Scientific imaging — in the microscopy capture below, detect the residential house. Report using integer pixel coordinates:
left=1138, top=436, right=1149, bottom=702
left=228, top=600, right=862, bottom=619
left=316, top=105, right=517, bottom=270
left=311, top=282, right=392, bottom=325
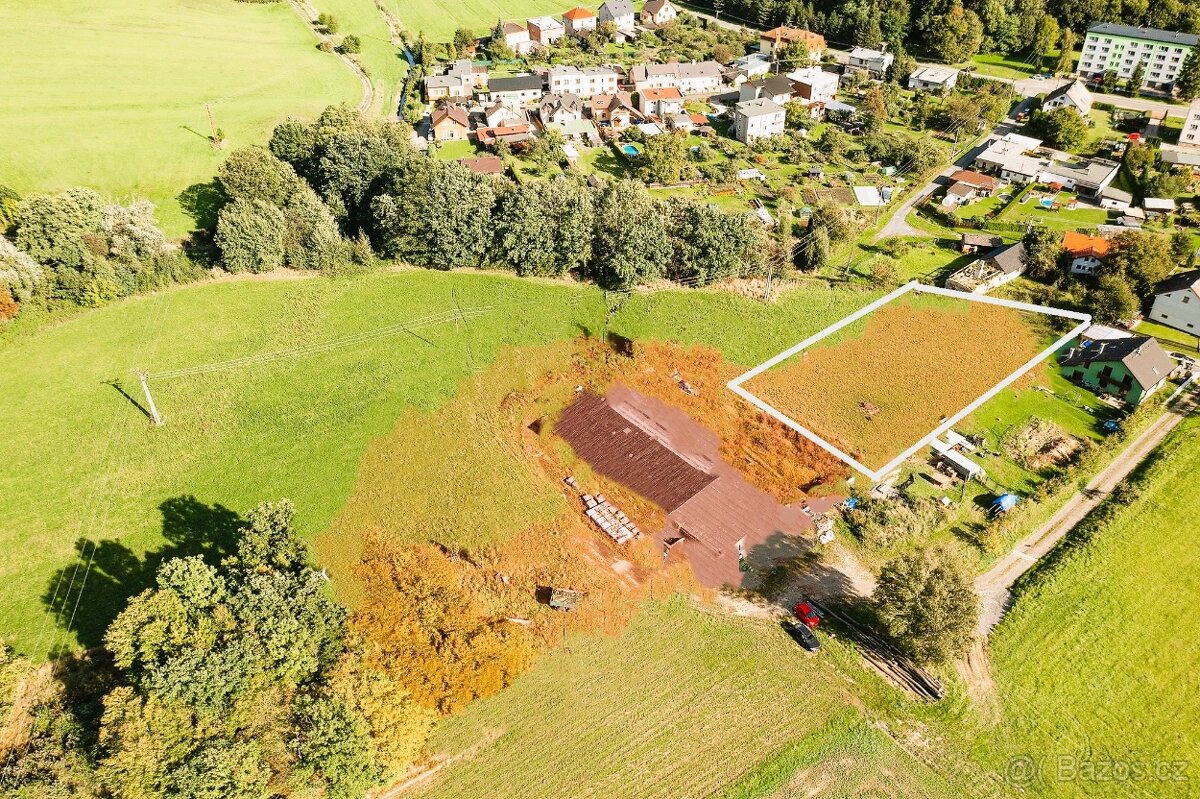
left=457, top=155, right=506, bottom=176
left=790, top=67, right=837, bottom=103
left=733, top=98, right=785, bottom=143
left=599, top=0, right=636, bottom=31
left=1143, top=197, right=1176, bottom=217
left=638, top=86, right=684, bottom=117
left=945, top=242, right=1027, bottom=293
left=484, top=101, right=524, bottom=128
left=475, top=123, right=535, bottom=148
left=1063, top=231, right=1111, bottom=275
left=539, top=92, right=583, bottom=125
left=960, top=233, right=1003, bottom=254
left=591, top=92, right=641, bottom=128
left=1148, top=268, right=1200, bottom=334
left=907, top=65, right=958, bottom=92
left=847, top=47, right=894, bottom=77
left=562, top=6, right=598, bottom=37
left=738, top=75, right=794, bottom=105
left=1060, top=336, right=1174, bottom=404
left=1040, top=158, right=1120, bottom=198
left=527, top=16, right=565, bottom=46
left=501, top=22, right=533, bottom=55
left=488, top=74, right=544, bottom=105
left=948, top=169, right=1000, bottom=196
left=729, top=53, right=773, bottom=83
left=424, top=59, right=486, bottom=102
left=1180, top=99, right=1200, bottom=149
left=758, top=26, right=825, bottom=60
left=629, top=63, right=682, bottom=93
left=677, top=61, right=724, bottom=94
left=1042, top=80, right=1095, bottom=115
left=1076, top=23, right=1199, bottom=92
left=542, top=116, right=601, bottom=143
left=430, top=106, right=470, bottom=142
left=1100, top=186, right=1134, bottom=211
left=974, top=133, right=1044, bottom=184
left=424, top=74, right=462, bottom=103
left=630, top=61, right=723, bottom=94
left=666, top=112, right=693, bottom=132
left=548, top=65, right=619, bottom=97
left=640, top=0, right=678, bottom=28
left=941, top=182, right=978, bottom=208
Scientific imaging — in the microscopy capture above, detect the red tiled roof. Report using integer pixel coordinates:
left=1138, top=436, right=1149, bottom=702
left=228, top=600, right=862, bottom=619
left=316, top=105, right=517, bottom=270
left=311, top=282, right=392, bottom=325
left=563, top=6, right=596, bottom=20
left=642, top=86, right=683, bottom=100
left=1063, top=231, right=1111, bottom=259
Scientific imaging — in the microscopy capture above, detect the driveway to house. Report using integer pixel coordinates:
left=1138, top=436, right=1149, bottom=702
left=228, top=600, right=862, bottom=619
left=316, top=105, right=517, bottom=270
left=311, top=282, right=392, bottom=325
left=975, top=380, right=1199, bottom=636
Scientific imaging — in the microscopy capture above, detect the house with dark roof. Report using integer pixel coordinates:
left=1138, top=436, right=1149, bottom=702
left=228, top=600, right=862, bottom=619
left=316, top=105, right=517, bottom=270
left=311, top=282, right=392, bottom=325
left=1148, top=269, right=1200, bottom=335
left=598, top=0, right=635, bottom=31
left=488, top=74, right=544, bottom=105
left=960, top=232, right=1002, bottom=254
left=1060, top=336, right=1174, bottom=404
left=737, top=75, right=794, bottom=105
left=456, top=155, right=506, bottom=176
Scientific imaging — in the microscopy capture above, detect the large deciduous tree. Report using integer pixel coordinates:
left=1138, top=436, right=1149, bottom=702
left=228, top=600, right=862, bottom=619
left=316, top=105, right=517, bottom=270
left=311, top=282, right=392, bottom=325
left=588, top=180, right=670, bottom=288
left=214, top=198, right=286, bottom=274
left=874, top=546, right=978, bottom=664
left=492, top=178, right=594, bottom=277
left=666, top=198, right=766, bottom=285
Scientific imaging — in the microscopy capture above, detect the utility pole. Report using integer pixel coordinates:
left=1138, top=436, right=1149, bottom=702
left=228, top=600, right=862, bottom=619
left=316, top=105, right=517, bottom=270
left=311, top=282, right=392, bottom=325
left=205, top=103, right=222, bottom=149
left=136, top=369, right=163, bottom=426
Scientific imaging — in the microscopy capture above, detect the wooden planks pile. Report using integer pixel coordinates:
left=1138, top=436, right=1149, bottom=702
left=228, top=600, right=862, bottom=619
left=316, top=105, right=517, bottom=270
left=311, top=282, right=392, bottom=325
left=582, top=492, right=642, bottom=544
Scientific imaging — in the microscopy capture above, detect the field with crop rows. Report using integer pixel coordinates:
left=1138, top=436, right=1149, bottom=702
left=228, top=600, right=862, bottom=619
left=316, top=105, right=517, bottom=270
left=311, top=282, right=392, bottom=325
left=742, top=294, right=1047, bottom=470
left=416, top=598, right=960, bottom=799
left=965, top=416, right=1200, bottom=799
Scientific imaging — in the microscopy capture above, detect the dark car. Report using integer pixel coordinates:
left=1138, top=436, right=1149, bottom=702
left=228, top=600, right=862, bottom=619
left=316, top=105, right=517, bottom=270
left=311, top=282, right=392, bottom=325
left=782, top=618, right=821, bottom=652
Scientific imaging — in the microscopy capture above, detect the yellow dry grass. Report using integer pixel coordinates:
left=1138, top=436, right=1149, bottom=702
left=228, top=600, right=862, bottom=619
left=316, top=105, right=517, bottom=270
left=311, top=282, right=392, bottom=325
left=744, top=295, right=1044, bottom=471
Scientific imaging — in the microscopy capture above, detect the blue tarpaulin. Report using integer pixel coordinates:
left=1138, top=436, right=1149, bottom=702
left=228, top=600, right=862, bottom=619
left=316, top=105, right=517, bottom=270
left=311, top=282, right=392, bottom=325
left=991, top=493, right=1019, bottom=512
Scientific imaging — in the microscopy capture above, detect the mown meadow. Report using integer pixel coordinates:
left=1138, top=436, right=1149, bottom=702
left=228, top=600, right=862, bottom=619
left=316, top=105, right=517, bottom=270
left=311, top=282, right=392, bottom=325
left=0, top=0, right=360, bottom=237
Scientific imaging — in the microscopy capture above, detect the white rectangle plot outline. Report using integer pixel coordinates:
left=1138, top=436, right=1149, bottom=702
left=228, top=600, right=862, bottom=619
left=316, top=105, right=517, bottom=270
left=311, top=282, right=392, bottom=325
left=727, top=281, right=1091, bottom=482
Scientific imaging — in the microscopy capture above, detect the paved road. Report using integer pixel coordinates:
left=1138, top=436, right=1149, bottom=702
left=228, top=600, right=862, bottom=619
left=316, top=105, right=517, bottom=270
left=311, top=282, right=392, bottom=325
left=975, top=380, right=1199, bottom=636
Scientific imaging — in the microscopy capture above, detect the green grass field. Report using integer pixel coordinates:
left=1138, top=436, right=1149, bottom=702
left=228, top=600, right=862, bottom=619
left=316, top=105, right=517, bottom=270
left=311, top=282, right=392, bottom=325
left=312, top=0, right=408, bottom=112
left=965, top=416, right=1200, bottom=798
left=416, top=598, right=959, bottom=799
left=0, top=271, right=890, bottom=657
left=0, top=0, right=362, bottom=239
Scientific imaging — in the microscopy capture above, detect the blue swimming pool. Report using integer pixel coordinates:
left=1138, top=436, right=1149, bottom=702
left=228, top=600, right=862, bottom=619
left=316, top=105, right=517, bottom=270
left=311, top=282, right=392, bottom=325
left=621, top=143, right=641, bottom=157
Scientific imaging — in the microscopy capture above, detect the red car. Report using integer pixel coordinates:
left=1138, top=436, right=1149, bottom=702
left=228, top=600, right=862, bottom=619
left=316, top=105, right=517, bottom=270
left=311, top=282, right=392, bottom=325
left=793, top=601, right=820, bottom=629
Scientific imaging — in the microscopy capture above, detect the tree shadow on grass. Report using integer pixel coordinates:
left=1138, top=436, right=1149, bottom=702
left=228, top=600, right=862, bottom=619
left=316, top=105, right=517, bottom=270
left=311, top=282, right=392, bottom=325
left=177, top=179, right=227, bottom=231
left=42, top=496, right=243, bottom=651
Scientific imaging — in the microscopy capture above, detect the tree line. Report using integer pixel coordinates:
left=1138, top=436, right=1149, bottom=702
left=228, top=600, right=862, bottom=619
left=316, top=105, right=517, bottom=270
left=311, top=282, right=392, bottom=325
left=698, top=0, right=1198, bottom=77
left=211, top=105, right=770, bottom=288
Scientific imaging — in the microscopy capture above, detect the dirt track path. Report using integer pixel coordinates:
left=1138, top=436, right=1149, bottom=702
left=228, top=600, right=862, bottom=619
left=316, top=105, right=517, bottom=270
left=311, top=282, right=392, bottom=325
left=975, top=381, right=1198, bottom=636
left=287, top=0, right=375, bottom=113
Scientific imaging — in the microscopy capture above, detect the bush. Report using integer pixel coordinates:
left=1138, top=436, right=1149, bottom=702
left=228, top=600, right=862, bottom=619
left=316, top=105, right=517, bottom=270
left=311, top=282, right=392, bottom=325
left=0, top=285, right=18, bottom=320
left=845, top=495, right=944, bottom=548
left=874, top=545, right=977, bottom=664
left=215, top=198, right=287, bottom=273
left=339, top=35, right=361, bottom=54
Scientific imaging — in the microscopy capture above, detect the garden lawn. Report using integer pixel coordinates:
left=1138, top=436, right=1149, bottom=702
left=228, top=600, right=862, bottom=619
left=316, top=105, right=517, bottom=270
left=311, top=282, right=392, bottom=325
left=969, top=51, right=1050, bottom=80
left=969, top=416, right=1200, bottom=799
left=0, top=0, right=361, bottom=238
left=1135, top=319, right=1200, bottom=354
left=415, top=598, right=959, bottom=799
